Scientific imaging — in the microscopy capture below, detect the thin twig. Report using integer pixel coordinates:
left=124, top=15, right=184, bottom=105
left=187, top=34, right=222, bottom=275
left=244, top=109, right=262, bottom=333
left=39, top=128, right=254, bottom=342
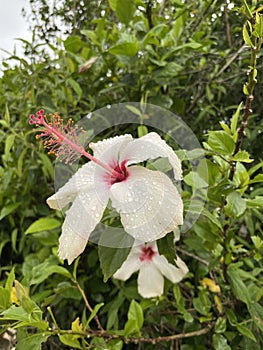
left=176, top=247, right=209, bottom=266
left=214, top=44, right=247, bottom=79
left=224, top=0, right=232, bottom=48
left=74, top=280, right=104, bottom=331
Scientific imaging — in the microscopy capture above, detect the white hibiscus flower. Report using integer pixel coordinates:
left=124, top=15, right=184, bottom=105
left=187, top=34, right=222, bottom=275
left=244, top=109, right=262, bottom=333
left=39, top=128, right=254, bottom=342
left=46, top=132, right=183, bottom=264
left=114, top=241, right=188, bottom=298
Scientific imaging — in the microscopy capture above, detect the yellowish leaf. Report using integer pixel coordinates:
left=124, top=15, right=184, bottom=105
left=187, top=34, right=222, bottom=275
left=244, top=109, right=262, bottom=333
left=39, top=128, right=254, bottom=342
left=200, top=278, right=221, bottom=293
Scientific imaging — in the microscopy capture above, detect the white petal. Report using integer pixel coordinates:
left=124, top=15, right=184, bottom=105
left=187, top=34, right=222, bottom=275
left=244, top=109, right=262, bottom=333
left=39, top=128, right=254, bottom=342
left=89, top=134, right=133, bottom=166
left=153, top=254, right=188, bottom=284
left=47, top=162, right=97, bottom=210
left=138, top=264, right=164, bottom=298
left=59, top=189, right=108, bottom=264
left=113, top=246, right=142, bottom=280
left=110, top=166, right=183, bottom=242
left=173, top=227, right=180, bottom=243
left=120, top=132, right=182, bottom=180
left=58, top=226, right=88, bottom=265
left=174, top=255, right=189, bottom=275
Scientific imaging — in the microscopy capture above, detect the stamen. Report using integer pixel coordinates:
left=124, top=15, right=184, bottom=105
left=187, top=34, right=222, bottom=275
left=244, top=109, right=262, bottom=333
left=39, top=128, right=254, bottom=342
left=29, top=110, right=125, bottom=180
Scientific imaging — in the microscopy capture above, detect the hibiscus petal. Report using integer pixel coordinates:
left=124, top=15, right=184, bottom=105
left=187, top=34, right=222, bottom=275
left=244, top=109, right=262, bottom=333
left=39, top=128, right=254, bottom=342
left=120, top=132, right=182, bottom=180
left=138, top=264, right=164, bottom=298
left=113, top=246, right=141, bottom=280
left=110, top=166, right=183, bottom=242
left=89, top=134, right=133, bottom=166
left=58, top=189, right=108, bottom=264
left=47, top=162, right=97, bottom=210
left=153, top=254, right=188, bottom=284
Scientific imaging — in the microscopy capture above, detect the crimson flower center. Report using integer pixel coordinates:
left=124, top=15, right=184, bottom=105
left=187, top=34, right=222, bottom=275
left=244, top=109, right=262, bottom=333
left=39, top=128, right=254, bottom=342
left=110, top=161, right=129, bottom=184
left=139, top=246, right=156, bottom=262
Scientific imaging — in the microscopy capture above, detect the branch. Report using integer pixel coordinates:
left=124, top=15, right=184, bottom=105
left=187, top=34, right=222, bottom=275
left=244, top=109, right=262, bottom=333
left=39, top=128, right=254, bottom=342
left=146, top=1, right=154, bottom=29
left=176, top=247, right=209, bottom=266
left=85, top=324, right=213, bottom=344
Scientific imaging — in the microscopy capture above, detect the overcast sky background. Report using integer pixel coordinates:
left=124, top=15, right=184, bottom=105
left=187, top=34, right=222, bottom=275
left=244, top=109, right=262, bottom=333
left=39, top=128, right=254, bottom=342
left=0, top=0, right=31, bottom=61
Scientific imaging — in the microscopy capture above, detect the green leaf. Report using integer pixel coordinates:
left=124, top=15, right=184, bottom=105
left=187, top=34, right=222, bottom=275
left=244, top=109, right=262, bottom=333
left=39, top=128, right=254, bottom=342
left=212, top=334, right=231, bottom=350
left=227, top=266, right=251, bottom=306
left=242, top=0, right=253, bottom=18
left=25, top=218, right=61, bottom=234
left=214, top=317, right=226, bottom=334
left=243, top=24, right=254, bottom=47
left=249, top=303, right=263, bottom=331
left=106, top=295, right=125, bottom=330
left=126, top=105, right=142, bottom=117
left=4, top=104, right=10, bottom=124
left=128, top=300, right=144, bottom=330
left=193, top=290, right=211, bottom=316
left=106, top=339, right=123, bottom=350
left=115, top=0, right=136, bottom=24
left=233, top=162, right=250, bottom=189
left=0, top=287, right=11, bottom=310
left=231, top=102, right=243, bottom=134
left=230, top=150, right=254, bottom=163
left=64, top=36, right=86, bottom=53
left=4, top=134, right=15, bottom=158
left=67, top=78, right=82, bottom=99
left=124, top=319, right=139, bottom=337
left=5, top=267, right=15, bottom=292
left=109, top=0, right=117, bottom=11
left=59, top=334, right=82, bottom=349
left=236, top=324, right=256, bottom=342
left=246, top=196, right=263, bottom=208
left=184, top=171, right=208, bottom=189
left=225, top=192, right=246, bottom=218
left=14, top=321, right=48, bottom=331
left=207, top=130, right=235, bottom=155
left=98, top=228, right=133, bottom=282
left=0, top=203, right=20, bottom=221
left=157, top=232, right=176, bottom=264
left=249, top=174, right=263, bottom=184
left=154, top=62, right=182, bottom=84
left=109, top=41, right=139, bottom=56
left=137, top=125, right=148, bottom=138
left=226, top=309, right=237, bottom=326
left=16, top=332, right=50, bottom=350
left=1, top=305, right=31, bottom=322
left=200, top=208, right=222, bottom=229
left=30, top=263, right=71, bottom=285
left=86, top=303, right=104, bottom=327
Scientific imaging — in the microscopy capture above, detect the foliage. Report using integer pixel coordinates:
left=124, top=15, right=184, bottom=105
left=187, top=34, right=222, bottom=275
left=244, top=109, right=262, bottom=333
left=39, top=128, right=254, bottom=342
left=0, top=0, right=263, bottom=349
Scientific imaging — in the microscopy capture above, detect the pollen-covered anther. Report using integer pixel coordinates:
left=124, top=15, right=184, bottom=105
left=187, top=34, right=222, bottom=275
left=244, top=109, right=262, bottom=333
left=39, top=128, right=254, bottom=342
left=29, top=109, right=85, bottom=163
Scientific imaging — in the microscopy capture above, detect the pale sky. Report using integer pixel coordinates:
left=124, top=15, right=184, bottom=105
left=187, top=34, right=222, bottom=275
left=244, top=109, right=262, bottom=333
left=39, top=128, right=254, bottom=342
left=0, top=0, right=31, bottom=60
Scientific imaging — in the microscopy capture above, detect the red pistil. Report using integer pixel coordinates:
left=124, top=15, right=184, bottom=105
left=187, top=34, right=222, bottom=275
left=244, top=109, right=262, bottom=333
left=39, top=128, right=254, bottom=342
left=29, top=109, right=126, bottom=180
left=139, top=245, right=156, bottom=262
left=110, top=161, right=129, bottom=185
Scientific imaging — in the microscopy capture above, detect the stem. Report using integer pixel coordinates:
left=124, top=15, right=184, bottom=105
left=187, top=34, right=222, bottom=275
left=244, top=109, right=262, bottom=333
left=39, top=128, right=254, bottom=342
left=74, top=279, right=104, bottom=331
left=229, top=20, right=262, bottom=180
left=47, top=306, right=60, bottom=330
left=42, top=119, right=125, bottom=181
